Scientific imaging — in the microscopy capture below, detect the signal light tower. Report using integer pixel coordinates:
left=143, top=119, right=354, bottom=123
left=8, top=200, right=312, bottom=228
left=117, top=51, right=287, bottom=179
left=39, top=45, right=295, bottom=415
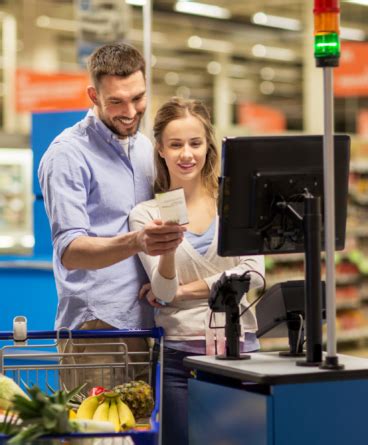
left=313, top=0, right=344, bottom=370
left=314, top=0, right=341, bottom=66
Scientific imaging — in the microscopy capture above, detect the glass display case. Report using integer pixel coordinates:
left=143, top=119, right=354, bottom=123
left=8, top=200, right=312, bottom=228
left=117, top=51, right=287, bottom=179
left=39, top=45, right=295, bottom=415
left=0, top=148, right=34, bottom=254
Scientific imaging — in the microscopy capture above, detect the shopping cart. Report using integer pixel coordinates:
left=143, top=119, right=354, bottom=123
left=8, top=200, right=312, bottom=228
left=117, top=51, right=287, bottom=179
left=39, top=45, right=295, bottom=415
left=0, top=327, right=163, bottom=445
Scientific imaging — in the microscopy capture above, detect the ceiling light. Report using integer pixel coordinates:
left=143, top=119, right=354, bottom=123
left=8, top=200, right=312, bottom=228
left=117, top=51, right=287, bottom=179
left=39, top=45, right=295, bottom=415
left=126, top=0, right=146, bottom=5
left=207, top=61, right=222, bottom=75
left=252, top=44, right=297, bottom=61
left=340, top=26, right=366, bottom=41
left=252, top=44, right=267, bottom=58
left=36, top=15, right=77, bottom=32
left=165, top=72, right=180, bottom=86
left=187, top=35, right=233, bottom=53
left=229, top=64, right=247, bottom=78
left=175, top=1, right=231, bottom=20
left=21, top=235, right=35, bottom=248
left=187, top=35, right=203, bottom=49
left=345, top=0, right=368, bottom=5
left=260, top=81, right=275, bottom=95
left=0, top=236, right=15, bottom=249
left=252, top=12, right=301, bottom=31
left=176, top=85, right=191, bottom=98
left=260, top=67, right=275, bottom=80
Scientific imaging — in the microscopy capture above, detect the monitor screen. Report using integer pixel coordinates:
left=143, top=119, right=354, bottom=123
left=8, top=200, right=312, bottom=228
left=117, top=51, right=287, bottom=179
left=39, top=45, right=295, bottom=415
left=218, top=135, right=350, bottom=256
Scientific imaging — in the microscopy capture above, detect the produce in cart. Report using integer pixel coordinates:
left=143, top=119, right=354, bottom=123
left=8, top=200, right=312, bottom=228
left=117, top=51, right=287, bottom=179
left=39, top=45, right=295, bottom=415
left=113, top=380, right=155, bottom=420
left=0, top=374, right=29, bottom=410
left=76, top=389, right=136, bottom=431
left=0, top=380, right=117, bottom=443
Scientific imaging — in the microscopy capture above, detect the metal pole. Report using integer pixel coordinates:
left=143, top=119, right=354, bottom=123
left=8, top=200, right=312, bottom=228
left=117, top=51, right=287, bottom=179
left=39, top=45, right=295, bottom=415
left=322, top=67, right=340, bottom=363
left=2, top=13, right=17, bottom=134
left=142, top=0, right=152, bottom=137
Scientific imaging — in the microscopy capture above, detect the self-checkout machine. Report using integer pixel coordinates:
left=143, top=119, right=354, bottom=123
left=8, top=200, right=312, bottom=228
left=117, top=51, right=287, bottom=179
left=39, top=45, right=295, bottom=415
left=184, top=2, right=368, bottom=444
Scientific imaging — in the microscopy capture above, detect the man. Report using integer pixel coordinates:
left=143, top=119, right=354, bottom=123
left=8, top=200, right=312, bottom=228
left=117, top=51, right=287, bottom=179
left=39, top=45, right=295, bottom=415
left=38, top=43, right=184, bottom=388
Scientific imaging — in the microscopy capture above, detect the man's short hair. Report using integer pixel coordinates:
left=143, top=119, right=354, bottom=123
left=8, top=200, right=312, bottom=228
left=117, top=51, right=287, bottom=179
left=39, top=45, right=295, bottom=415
left=87, top=43, right=146, bottom=88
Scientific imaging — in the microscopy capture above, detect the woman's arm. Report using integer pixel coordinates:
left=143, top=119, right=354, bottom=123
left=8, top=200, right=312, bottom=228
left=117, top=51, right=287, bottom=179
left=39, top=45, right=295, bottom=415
left=172, top=256, right=265, bottom=303
left=129, top=206, right=183, bottom=302
left=203, top=256, right=265, bottom=293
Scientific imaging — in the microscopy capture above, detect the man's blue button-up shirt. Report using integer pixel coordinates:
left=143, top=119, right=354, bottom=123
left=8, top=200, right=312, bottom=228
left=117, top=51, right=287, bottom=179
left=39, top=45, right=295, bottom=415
left=38, top=109, right=155, bottom=330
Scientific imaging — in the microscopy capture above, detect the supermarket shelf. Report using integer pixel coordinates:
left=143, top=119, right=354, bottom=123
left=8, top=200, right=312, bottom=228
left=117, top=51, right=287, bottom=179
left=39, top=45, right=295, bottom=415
left=336, top=327, right=368, bottom=343
left=350, top=160, right=368, bottom=173
left=268, top=253, right=305, bottom=263
left=336, top=300, right=361, bottom=310
left=347, top=227, right=368, bottom=237
left=350, top=192, right=368, bottom=206
left=260, top=327, right=368, bottom=352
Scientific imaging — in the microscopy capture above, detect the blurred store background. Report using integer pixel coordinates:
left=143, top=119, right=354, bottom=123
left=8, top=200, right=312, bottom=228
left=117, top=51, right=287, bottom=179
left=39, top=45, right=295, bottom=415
left=1, top=0, right=368, bottom=353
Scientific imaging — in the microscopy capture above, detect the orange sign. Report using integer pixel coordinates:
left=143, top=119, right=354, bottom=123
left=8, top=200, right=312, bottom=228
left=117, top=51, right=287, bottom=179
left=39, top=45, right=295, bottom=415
left=334, top=43, right=368, bottom=97
left=16, top=69, right=91, bottom=112
left=237, top=103, right=286, bottom=134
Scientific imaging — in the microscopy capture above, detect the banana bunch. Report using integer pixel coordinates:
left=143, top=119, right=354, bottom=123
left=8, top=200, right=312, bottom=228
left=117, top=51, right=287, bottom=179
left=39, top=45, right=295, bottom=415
left=76, top=392, right=136, bottom=432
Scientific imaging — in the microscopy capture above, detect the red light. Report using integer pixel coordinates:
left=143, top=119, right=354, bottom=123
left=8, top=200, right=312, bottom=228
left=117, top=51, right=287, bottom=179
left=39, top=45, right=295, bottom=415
left=313, top=0, right=340, bottom=14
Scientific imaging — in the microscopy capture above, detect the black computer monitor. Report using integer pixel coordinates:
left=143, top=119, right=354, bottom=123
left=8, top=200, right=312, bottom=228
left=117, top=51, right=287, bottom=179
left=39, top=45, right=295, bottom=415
left=218, top=135, right=350, bottom=256
left=217, top=135, right=350, bottom=362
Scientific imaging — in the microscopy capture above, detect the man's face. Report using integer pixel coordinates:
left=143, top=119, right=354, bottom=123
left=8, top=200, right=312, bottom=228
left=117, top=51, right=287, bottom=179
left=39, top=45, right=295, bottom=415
left=89, top=71, right=147, bottom=138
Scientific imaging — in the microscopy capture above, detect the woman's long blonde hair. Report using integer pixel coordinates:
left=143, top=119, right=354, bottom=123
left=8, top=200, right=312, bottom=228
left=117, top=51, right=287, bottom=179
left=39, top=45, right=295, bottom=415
left=153, top=97, right=219, bottom=198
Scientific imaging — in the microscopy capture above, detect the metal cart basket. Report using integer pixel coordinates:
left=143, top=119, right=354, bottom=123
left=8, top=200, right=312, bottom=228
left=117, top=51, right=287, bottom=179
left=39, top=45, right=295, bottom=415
left=0, top=327, right=163, bottom=445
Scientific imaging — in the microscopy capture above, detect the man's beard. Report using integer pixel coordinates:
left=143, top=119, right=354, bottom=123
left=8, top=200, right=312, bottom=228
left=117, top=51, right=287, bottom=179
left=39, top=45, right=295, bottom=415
left=103, top=113, right=143, bottom=138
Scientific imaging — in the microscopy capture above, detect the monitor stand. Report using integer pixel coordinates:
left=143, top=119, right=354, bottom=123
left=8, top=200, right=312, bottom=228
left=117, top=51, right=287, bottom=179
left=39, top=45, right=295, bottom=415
left=279, top=315, right=305, bottom=357
left=291, top=193, right=323, bottom=366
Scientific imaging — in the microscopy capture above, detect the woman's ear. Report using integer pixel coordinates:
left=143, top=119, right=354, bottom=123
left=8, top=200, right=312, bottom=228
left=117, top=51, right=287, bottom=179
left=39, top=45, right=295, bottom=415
left=157, top=145, right=165, bottom=158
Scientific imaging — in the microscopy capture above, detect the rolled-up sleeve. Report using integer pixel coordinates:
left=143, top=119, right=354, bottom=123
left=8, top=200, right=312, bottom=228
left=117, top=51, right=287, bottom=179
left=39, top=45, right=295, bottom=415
left=38, top=142, right=91, bottom=261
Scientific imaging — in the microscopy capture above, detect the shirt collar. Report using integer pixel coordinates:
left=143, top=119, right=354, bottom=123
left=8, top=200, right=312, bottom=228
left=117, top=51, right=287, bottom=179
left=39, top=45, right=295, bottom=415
left=86, top=108, right=138, bottom=150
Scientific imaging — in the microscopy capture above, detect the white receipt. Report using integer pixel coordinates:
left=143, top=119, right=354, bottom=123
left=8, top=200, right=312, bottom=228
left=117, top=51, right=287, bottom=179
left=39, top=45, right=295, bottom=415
left=155, top=188, right=189, bottom=224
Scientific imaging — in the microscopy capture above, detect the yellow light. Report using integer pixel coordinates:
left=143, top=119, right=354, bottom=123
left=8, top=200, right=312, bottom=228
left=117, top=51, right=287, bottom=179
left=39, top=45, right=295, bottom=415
left=314, top=12, right=339, bottom=34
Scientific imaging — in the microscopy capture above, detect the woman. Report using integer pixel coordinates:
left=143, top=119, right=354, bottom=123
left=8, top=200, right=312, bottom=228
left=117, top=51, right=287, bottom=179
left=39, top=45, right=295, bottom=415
left=129, top=97, right=265, bottom=445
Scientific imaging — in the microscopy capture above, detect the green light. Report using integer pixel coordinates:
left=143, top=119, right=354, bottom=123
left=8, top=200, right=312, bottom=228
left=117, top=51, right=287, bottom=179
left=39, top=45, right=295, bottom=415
left=314, top=32, right=340, bottom=58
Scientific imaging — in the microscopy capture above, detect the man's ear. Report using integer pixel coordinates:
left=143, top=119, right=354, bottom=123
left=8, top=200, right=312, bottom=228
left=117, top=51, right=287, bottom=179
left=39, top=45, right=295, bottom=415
left=87, top=85, right=99, bottom=106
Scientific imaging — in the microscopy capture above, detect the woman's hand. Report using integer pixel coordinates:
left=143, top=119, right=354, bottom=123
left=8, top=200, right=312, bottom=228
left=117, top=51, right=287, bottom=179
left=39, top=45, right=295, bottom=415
left=139, top=283, right=164, bottom=308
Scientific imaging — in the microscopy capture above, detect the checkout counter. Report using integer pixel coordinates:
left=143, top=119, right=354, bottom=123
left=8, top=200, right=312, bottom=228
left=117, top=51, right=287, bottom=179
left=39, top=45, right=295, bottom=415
left=185, top=352, right=368, bottom=445
left=184, top=134, right=368, bottom=445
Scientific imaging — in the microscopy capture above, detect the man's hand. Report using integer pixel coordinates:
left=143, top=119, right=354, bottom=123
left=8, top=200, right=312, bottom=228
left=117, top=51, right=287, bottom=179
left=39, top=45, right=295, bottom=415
left=139, top=283, right=163, bottom=308
left=136, top=220, right=186, bottom=256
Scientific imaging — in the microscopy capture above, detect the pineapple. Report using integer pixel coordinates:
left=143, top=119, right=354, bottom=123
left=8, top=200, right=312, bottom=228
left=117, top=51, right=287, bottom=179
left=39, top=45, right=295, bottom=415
left=3, top=384, right=83, bottom=444
left=113, top=381, right=154, bottom=420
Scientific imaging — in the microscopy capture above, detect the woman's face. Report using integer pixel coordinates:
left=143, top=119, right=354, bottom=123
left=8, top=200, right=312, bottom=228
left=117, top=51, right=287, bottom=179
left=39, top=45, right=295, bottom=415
left=159, top=114, right=207, bottom=189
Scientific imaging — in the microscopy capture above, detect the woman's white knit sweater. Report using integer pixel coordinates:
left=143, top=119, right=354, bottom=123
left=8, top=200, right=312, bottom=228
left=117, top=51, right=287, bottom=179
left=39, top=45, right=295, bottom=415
left=129, top=199, right=265, bottom=341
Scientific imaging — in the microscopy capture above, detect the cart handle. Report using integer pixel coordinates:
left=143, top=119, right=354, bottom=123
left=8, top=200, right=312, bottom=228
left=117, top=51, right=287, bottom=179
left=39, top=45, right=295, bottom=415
left=0, top=327, right=164, bottom=341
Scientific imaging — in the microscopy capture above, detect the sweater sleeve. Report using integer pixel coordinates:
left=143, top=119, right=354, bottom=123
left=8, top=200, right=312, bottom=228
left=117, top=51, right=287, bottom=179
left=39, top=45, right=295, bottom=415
left=203, top=255, right=265, bottom=291
left=129, top=203, right=179, bottom=302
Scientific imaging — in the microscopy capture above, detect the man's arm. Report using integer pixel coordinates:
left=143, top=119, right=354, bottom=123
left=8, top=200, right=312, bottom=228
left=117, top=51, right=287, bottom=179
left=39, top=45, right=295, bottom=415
left=61, top=220, right=185, bottom=270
